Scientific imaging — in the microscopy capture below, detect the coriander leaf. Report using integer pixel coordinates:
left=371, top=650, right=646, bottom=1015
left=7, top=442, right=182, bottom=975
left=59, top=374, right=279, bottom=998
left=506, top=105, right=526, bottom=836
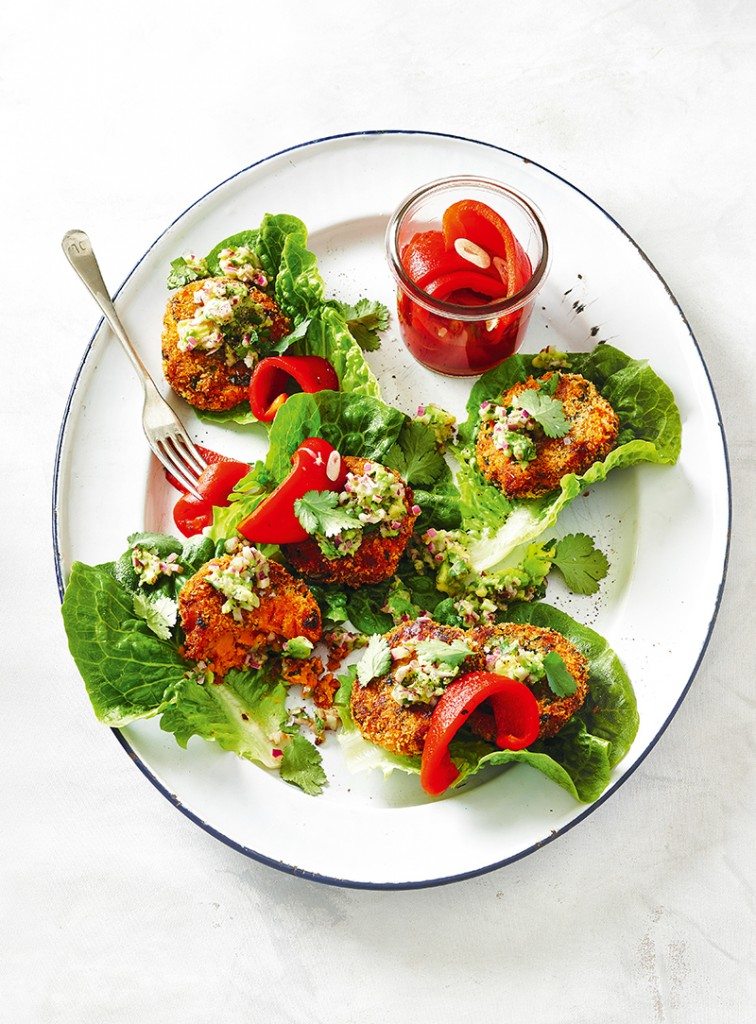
left=543, top=651, right=578, bottom=697
left=328, top=298, right=389, bottom=351
left=166, top=256, right=207, bottom=289
left=279, top=734, right=327, bottom=795
left=552, top=533, right=610, bottom=595
left=357, top=634, right=392, bottom=686
left=294, top=490, right=361, bottom=537
left=516, top=389, right=570, bottom=438
left=132, top=592, right=177, bottom=641
left=385, top=420, right=445, bottom=486
left=282, top=636, right=314, bottom=659
left=415, top=638, right=474, bottom=666
left=538, top=372, right=560, bottom=396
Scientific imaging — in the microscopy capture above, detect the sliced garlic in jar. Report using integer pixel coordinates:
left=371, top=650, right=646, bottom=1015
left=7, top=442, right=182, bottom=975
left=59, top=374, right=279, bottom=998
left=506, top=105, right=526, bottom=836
left=453, top=237, right=491, bottom=269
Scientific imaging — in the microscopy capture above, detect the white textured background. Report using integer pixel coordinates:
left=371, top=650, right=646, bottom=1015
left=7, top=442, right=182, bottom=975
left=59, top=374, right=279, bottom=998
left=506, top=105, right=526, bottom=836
left=1, top=2, right=754, bottom=1021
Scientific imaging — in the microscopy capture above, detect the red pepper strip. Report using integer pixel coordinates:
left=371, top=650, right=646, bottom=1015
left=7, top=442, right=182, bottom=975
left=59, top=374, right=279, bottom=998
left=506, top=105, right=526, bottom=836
left=401, top=230, right=500, bottom=289
left=165, top=444, right=240, bottom=495
left=442, top=200, right=526, bottom=297
left=173, top=493, right=212, bottom=538
left=196, top=461, right=250, bottom=507
left=171, top=460, right=251, bottom=538
left=237, top=437, right=347, bottom=545
left=420, top=671, right=541, bottom=796
left=249, top=355, right=340, bottom=423
left=423, top=270, right=509, bottom=303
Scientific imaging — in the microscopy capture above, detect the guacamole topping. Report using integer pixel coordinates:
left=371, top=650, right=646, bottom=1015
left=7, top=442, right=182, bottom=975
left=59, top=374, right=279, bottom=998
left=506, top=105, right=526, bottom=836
left=415, top=403, right=457, bottom=451
left=217, top=246, right=268, bottom=288
left=480, top=634, right=547, bottom=684
left=531, top=345, right=570, bottom=370
left=414, top=529, right=551, bottom=626
left=313, top=462, right=411, bottom=560
left=176, top=278, right=273, bottom=366
left=479, top=399, right=538, bottom=466
left=389, top=634, right=474, bottom=707
left=205, top=545, right=271, bottom=621
left=131, top=547, right=183, bottom=587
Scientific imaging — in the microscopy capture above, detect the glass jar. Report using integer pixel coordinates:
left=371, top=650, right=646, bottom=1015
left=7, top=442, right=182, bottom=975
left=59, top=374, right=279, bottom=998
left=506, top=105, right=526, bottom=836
left=385, top=176, right=549, bottom=376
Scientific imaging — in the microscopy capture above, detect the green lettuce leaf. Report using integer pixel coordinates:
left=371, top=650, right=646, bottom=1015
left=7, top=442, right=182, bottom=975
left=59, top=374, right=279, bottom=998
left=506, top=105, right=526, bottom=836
left=345, top=585, right=393, bottom=635
left=256, top=214, right=308, bottom=281
left=205, top=229, right=261, bottom=276
left=273, top=224, right=326, bottom=324
left=61, top=562, right=187, bottom=726
left=308, top=583, right=349, bottom=626
left=265, top=390, right=406, bottom=483
left=506, top=601, right=639, bottom=767
left=196, top=404, right=260, bottom=428
left=457, top=344, right=682, bottom=569
left=290, top=306, right=381, bottom=398
left=160, top=666, right=288, bottom=769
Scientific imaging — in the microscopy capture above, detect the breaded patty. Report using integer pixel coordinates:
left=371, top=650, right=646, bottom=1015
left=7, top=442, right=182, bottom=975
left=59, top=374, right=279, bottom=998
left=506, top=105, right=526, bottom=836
left=162, top=278, right=291, bottom=411
left=179, top=556, right=321, bottom=677
left=284, top=457, right=419, bottom=587
left=350, top=619, right=479, bottom=757
left=476, top=372, right=619, bottom=498
left=467, top=623, right=589, bottom=740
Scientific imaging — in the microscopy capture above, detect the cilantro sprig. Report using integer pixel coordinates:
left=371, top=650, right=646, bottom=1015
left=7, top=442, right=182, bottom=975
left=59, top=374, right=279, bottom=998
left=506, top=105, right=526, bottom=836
left=516, top=388, right=570, bottom=438
left=357, top=634, right=392, bottom=686
left=386, top=421, right=445, bottom=486
left=415, top=638, right=474, bottom=666
left=551, top=533, right=610, bottom=595
left=294, top=490, right=361, bottom=538
left=543, top=651, right=578, bottom=697
left=279, top=734, right=327, bottom=795
left=132, top=593, right=177, bottom=641
left=328, top=298, right=389, bottom=352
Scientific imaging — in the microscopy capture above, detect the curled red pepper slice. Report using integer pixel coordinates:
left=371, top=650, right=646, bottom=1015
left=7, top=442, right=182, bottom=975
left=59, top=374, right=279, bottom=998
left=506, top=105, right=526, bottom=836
left=165, top=444, right=243, bottom=495
left=171, top=453, right=251, bottom=537
left=441, top=199, right=531, bottom=298
left=249, top=355, right=340, bottom=422
left=237, top=437, right=347, bottom=544
left=423, top=270, right=509, bottom=303
left=420, top=671, right=541, bottom=796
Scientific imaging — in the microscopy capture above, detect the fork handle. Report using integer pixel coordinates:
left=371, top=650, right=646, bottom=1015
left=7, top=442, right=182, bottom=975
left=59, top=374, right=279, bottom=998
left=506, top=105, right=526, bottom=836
left=62, top=229, right=155, bottom=389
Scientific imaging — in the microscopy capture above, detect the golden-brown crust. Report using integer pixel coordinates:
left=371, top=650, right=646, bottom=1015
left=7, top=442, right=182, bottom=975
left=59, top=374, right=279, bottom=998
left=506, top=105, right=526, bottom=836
left=349, top=620, right=481, bottom=757
left=283, top=457, right=418, bottom=587
left=467, top=622, right=589, bottom=740
left=161, top=278, right=291, bottom=411
left=179, top=556, right=321, bottom=677
left=475, top=372, right=619, bottom=499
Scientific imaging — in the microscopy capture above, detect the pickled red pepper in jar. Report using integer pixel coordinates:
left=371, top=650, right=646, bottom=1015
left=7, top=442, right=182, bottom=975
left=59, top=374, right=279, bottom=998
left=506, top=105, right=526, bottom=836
left=391, top=192, right=540, bottom=376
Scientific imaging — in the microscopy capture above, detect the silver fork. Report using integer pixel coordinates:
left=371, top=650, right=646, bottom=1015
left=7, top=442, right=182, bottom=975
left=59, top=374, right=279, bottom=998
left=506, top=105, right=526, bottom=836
left=62, top=229, right=206, bottom=500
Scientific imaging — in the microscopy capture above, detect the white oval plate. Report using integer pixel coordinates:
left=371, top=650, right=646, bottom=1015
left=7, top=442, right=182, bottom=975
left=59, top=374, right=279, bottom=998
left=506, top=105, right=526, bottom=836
left=53, top=131, right=730, bottom=888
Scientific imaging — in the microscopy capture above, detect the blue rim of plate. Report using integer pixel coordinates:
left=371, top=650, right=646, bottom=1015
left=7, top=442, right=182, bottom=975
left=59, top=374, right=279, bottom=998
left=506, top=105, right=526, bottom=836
left=52, top=129, right=732, bottom=890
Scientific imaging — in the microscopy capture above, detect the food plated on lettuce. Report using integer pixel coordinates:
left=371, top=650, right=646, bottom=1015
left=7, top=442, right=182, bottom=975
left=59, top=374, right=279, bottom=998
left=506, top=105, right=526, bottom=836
left=61, top=201, right=682, bottom=802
